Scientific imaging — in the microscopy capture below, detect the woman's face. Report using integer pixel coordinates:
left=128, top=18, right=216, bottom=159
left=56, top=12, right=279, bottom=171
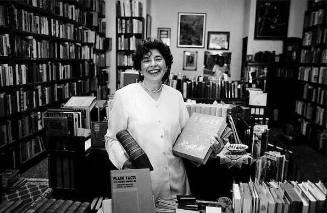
left=140, top=49, right=167, bottom=83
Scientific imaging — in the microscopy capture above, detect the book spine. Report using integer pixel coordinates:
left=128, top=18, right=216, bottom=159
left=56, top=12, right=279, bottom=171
left=75, top=201, right=90, bottom=213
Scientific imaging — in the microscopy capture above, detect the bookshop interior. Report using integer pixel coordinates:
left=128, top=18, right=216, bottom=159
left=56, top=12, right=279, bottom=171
left=0, top=0, right=327, bottom=212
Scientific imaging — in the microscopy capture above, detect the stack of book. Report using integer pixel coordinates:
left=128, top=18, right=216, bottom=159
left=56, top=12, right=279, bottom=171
left=232, top=180, right=327, bottom=213
left=43, top=96, right=96, bottom=137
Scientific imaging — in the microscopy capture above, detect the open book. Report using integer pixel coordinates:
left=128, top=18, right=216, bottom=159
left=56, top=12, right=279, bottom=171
left=173, top=112, right=227, bottom=165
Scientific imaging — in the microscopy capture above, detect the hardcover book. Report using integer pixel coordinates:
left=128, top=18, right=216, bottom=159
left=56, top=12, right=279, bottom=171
left=110, top=169, right=155, bottom=213
left=173, top=112, right=226, bottom=165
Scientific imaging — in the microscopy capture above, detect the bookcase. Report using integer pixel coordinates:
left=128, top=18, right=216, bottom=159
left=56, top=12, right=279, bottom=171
left=0, top=0, right=109, bottom=173
left=269, top=37, right=302, bottom=126
left=295, top=0, right=327, bottom=153
left=115, top=0, right=144, bottom=89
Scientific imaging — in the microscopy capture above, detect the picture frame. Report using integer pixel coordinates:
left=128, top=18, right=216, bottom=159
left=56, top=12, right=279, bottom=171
left=254, top=0, right=290, bottom=40
left=183, top=51, right=197, bottom=71
left=157, top=28, right=171, bottom=46
left=177, top=12, right=206, bottom=48
left=207, top=31, right=230, bottom=50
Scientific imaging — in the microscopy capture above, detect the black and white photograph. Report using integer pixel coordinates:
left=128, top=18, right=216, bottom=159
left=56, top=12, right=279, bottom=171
left=0, top=0, right=326, bottom=212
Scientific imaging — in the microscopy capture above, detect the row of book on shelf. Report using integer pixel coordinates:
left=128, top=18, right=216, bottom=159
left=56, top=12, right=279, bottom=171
left=117, top=35, right=142, bottom=51
left=0, top=62, right=93, bottom=87
left=0, top=0, right=104, bottom=28
left=232, top=179, right=327, bottom=213
left=298, top=66, right=327, bottom=85
left=0, top=111, right=42, bottom=147
left=116, top=0, right=143, bottom=17
left=14, top=36, right=95, bottom=60
left=117, top=18, right=143, bottom=34
left=297, top=118, right=327, bottom=154
left=295, top=100, right=325, bottom=126
left=118, top=71, right=250, bottom=101
left=301, top=83, right=326, bottom=106
left=0, top=135, right=45, bottom=169
left=302, top=28, right=327, bottom=47
left=169, top=74, right=247, bottom=100
left=0, top=80, right=90, bottom=116
left=0, top=7, right=102, bottom=41
left=300, top=48, right=327, bottom=64
left=304, top=7, right=326, bottom=28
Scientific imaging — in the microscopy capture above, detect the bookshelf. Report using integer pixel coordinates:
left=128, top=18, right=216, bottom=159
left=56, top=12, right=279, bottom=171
left=115, top=0, right=145, bottom=89
left=295, top=0, right=326, bottom=153
left=0, top=0, right=109, bottom=173
left=269, top=37, right=302, bottom=126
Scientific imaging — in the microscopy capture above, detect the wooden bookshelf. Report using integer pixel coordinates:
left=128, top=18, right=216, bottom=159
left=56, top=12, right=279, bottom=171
left=0, top=0, right=109, bottom=173
left=294, top=0, right=327, bottom=154
left=115, top=0, right=145, bottom=89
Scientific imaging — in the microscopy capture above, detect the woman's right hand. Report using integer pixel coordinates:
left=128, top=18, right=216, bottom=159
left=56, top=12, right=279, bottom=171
left=122, top=160, right=134, bottom=169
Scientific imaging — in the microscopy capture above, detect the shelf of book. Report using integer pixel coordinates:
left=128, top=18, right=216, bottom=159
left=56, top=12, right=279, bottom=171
left=0, top=0, right=109, bottom=173
left=294, top=0, right=327, bottom=155
left=115, top=0, right=145, bottom=89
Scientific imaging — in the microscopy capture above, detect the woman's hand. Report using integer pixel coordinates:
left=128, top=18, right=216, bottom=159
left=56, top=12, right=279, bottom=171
left=210, top=135, right=225, bottom=158
left=122, top=160, right=135, bottom=169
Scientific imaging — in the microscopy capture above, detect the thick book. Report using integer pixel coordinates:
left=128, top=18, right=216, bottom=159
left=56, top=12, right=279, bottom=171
left=173, top=112, right=226, bottom=165
left=116, top=130, right=153, bottom=170
left=110, top=169, right=155, bottom=213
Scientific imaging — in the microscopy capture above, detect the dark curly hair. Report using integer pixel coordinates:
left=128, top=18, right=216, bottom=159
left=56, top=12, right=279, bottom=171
left=132, top=38, right=173, bottom=83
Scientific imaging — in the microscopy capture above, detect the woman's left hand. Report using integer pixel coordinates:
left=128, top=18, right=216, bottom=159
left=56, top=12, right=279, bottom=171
left=210, top=135, right=225, bottom=158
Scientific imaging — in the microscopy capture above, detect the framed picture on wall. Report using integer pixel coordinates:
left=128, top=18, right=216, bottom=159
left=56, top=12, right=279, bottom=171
left=183, top=51, right=197, bottom=71
left=177, top=12, right=206, bottom=48
left=207, top=31, right=230, bottom=50
left=157, top=28, right=171, bottom=46
left=254, top=0, right=290, bottom=40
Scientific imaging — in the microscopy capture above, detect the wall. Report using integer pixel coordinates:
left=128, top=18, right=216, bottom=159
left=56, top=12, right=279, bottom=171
left=107, top=0, right=307, bottom=92
left=150, top=0, right=245, bottom=81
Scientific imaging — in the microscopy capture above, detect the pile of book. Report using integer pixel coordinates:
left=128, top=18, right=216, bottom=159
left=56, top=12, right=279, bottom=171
left=232, top=180, right=327, bottom=213
left=43, top=96, right=96, bottom=136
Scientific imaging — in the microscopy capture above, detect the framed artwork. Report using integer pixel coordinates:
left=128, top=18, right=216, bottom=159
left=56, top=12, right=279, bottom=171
left=207, top=31, right=230, bottom=50
left=254, top=0, right=290, bottom=40
left=157, top=28, right=171, bottom=46
left=177, top=12, right=206, bottom=48
left=146, top=14, right=152, bottom=39
left=183, top=51, right=197, bottom=71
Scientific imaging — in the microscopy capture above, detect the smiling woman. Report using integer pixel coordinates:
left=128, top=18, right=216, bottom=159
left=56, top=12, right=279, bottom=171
left=105, top=38, right=193, bottom=200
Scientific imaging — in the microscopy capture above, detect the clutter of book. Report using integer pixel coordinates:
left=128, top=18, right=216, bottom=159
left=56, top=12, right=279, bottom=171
left=0, top=92, right=326, bottom=213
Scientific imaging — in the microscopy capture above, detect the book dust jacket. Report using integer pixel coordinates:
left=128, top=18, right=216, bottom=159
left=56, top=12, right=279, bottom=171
left=110, top=169, right=155, bottom=213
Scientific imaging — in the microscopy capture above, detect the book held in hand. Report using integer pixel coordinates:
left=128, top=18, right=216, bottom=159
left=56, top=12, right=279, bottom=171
left=116, top=130, right=153, bottom=170
left=173, top=112, right=227, bottom=165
